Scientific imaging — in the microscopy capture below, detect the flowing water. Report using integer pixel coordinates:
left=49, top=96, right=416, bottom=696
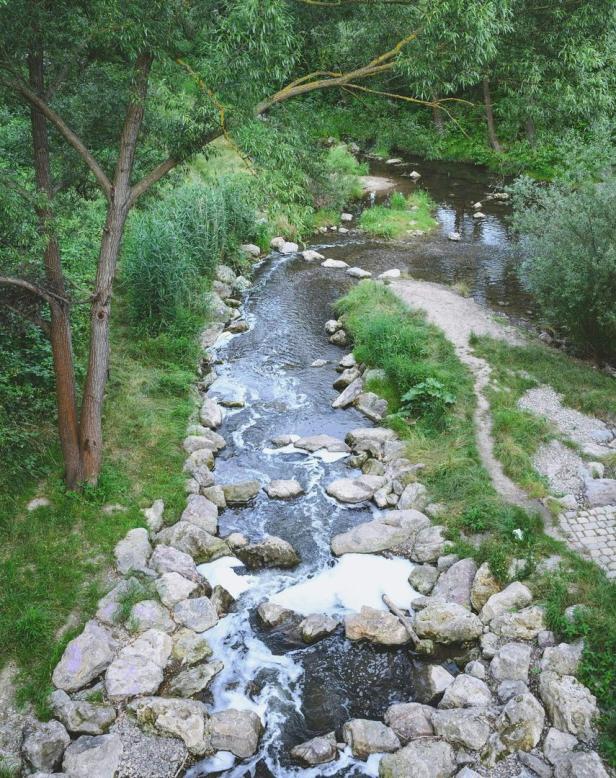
left=187, top=158, right=523, bottom=777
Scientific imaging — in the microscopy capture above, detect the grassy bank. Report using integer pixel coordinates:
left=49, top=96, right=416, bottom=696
left=336, top=281, right=616, bottom=764
left=359, top=191, right=437, bottom=239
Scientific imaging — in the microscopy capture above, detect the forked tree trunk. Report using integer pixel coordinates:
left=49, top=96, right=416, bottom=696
left=28, top=50, right=83, bottom=488
left=482, top=77, right=502, bottom=153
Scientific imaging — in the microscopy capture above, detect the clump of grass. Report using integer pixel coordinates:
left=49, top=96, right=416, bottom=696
left=359, top=190, right=437, bottom=238
left=113, top=578, right=154, bottom=626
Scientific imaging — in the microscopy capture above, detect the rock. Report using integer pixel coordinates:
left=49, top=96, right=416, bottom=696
left=215, top=264, right=236, bottom=284
left=541, top=642, right=583, bottom=677
left=470, top=562, right=500, bottom=612
left=52, top=620, right=116, bottom=692
left=342, top=719, right=399, bottom=759
left=543, top=727, right=578, bottom=764
left=222, top=480, right=261, bottom=505
left=290, top=732, right=337, bottom=765
left=96, top=577, right=147, bottom=625
left=105, top=629, right=171, bottom=699
left=186, top=427, right=226, bottom=451
left=355, top=392, right=388, bottom=422
left=334, top=367, right=361, bottom=390
left=329, top=328, right=349, bottom=346
left=183, top=435, right=218, bottom=455
left=226, top=532, right=248, bottom=550
left=339, top=353, right=357, bottom=369
left=585, top=478, right=616, bottom=507
left=473, top=211, right=485, bottom=219
left=22, top=720, right=70, bottom=772
left=411, top=525, right=447, bottom=563
left=128, top=697, right=208, bottom=754
left=180, top=494, right=218, bottom=534
left=432, top=559, right=477, bottom=609
left=240, top=243, right=261, bottom=257
left=331, top=515, right=416, bottom=556
left=345, top=606, right=411, bottom=646
left=553, top=751, right=609, bottom=777
left=378, top=269, right=401, bottom=280
left=294, top=433, right=349, bottom=453
left=311, top=359, right=328, bottom=368
left=326, top=477, right=374, bottom=504
left=183, top=447, right=215, bottom=474
left=168, top=660, right=224, bottom=697
left=325, top=319, right=342, bottom=335
left=237, top=535, right=300, bottom=569
left=491, top=642, right=532, bottom=683
left=414, top=602, right=483, bottom=645
left=437, top=554, right=459, bottom=571
left=264, top=479, right=303, bottom=499
left=518, top=752, right=553, bottom=778
left=173, top=597, right=218, bottom=632
left=62, top=734, right=123, bottom=778
left=341, top=212, right=353, bottom=221
left=538, top=630, right=557, bottom=648
left=129, top=599, right=175, bottom=633
left=448, top=231, right=461, bottom=241
left=49, top=690, right=115, bottom=736
left=257, top=602, right=296, bottom=628
left=157, top=522, right=229, bottom=563
left=346, top=427, right=397, bottom=458
left=321, top=258, right=349, bottom=269
left=432, top=708, right=491, bottom=751
left=414, top=665, right=455, bottom=704
left=480, top=582, right=533, bottom=624
left=384, top=703, right=434, bottom=743
left=398, top=482, right=428, bottom=510
left=538, top=671, right=598, bottom=741
left=186, top=463, right=215, bottom=489
left=497, top=680, right=528, bottom=703
left=171, top=629, right=212, bottom=666
left=332, top=377, right=364, bottom=409
left=408, top=564, right=439, bottom=595
left=379, top=737, right=456, bottom=778
left=200, top=322, right=225, bottom=349
left=203, top=485, right=227, bottom=509
left=142, top=499, right=165, bottom=533
left=207, top=709, right=263, bottom=758
left=493, top=693, right=545, bottom=754
left=150, top=544, right=202, bottom=583
left=465, top=660, right=486, bottom=680
left=301, top=249, right=325, bottom=262
left=155, top=572, right=198, bottom=608
left=211, top=584, right=234, bottom=616
left=280, top=241, right=299, bottom=254
left=199, top=397, right=223, bottom=429
left=491, top=605, right=546, bottom=640
left=481, top=632, right=499, bottom=659
left=457, top=769, right=482, bottom=778
left=347, top=267, right=372, bottom=279
left=439, top=675, right=492, bottom=708
left=27, top=496, right=51, bottom=511
left=298, top=614, right=338, bottom=643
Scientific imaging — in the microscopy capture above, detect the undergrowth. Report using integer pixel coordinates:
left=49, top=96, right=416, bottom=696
left=359, top=191, right=437, bottom=239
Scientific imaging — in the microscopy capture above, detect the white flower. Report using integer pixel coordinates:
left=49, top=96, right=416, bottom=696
left=513, top=528, right=524, bottom=541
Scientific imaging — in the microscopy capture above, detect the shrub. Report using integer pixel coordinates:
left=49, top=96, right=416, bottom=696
left=511, top=175, right=616, bottom=360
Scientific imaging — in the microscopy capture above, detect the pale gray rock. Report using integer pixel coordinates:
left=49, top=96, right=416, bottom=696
left=180, top=494, right=218, bottom=534
left=491, top=642, right=532, bottom=683
left=339, top=353, right=357, bottom=369
left=298, top=614, right=338, bottom=643
left=167, top=660, right=224, bottom=697
left=412, top=665, right=455, bottom=704
left=200, top=322, right=225, bottom=349
left=492, top=693, right=545, bottom=756
left=129, top=600, right=174, bottom=633
left=185, top=428, right=226, bottom=451
left=411, top=524, right=448, bottom=563
left=480, top=632, right=499, bottom=659
left=62, top=734, right=122, bottom=778
left=22, top=720, right=70, bottom=772
left=128, top=697, right=208, bottom=754
left=480, top=582, right=533, bottom=624
left=264, top=479, right=303, bottom=499
left=173, top=597, right=218, bottom=632
left=331, top=517, right=411, bottom=556
left=257, top=602, right=296, bottom=628
left=355, top=392, right=388, bottom=422
left=346, top=427, right=397, bottom=458
left=332, top=377, right=364, bottom=409
left=344, top=606, right=411, bottom=646
left=52, top=620, right=116, bottom=692
left=326, top=477, right=374, bottom=503
left=300, top=249, right=324, bottom=262
left=342, top=719, right=400, bottom=759
left=207, top=709, right=263, bottom=758
left=585, top=478, right=616, bottom=508
left=240, top=243, right=261, bottom=257
left=398, top=482, right=428, bottom=511
left=150, top=544, right=201, bottom=583
left=497, top=680, right=529, bottom=703
left=49, top=690, right=115, bottom=735
left=202, top=485, right=226, bottom=509
left=157, top=522, right=229, bottom=563
left=290, top=731, right=337, bottom=765
left=294, top=433, right=349, bottom=452
left=491, top=606, right=546, bottom=640
left=171, top=629, right=212, bottom=665
left=324, top=318, right=342, bottom=334
left=183, top=435, right=217, bottom=454
left=378, top=737, right=456, bottom=777
left=210, top=584, right=234, bottom=616
left=540, top=642, right=583, bottom=677
left=538, top=671, right=598, bottom=741
left=321, top=258, right=348, bottom=269
left=280, top=241, right=299, bottom=254
left=439, top=675, right=492, bottom=708
left=27, top=497, right=51, bottom=511
left=518, top=752, right=553, bottom=778
left=464, top=660, right=486, bottom=680
left=432, top=708, right=491, bottom=751
left=96, top=578, right=147, bottom=625
left=553, top=750, right=609, bottom=777
left=311, top=358, right=329, bottom=367
left=334, top=367, right=361, bottom=390
left=437, top=554, right=459, bottom=572
left=470, top=562, right=500, bottom=612
left=142, top=499, right=165, bottom=533
left=384, top=703, right=434, bottom=743
left=543, top=728, right=578, bottom=765
left=432, top=559, right=477, bottom=609
left=237, top=535, right=300, bottom=569
left=415, top=602, right=483, bottom=644
left=347, top=267, right=372, bottom=279
left=222, top=480, right=261, bottom=505
left=199, top=397, right=223, bottom=429
left=155, top=572, right=198, bottom=608
left=215, top=264, right=236, bottom=284
left=105, top=629, right=171, bottom=699
left=408, top=564, right=439, bottom=595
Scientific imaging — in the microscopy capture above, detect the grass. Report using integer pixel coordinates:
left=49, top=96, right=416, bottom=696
left=0, top=297, right=200, bottom=716
left=336, top=281, right=616, bottom=765
left=359, top=191, right=437, bottom=239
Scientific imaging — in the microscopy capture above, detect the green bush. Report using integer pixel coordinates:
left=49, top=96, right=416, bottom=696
left=511, top=175, right=616, bottom=360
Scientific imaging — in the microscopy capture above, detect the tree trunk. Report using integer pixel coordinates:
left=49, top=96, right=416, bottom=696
left=525, top=117, right=536, bottom=145
left=28, top=49, right=83, bottom=488
left=482, top=77, right=502, bottom=153
left=432, top=101, right=445, bottom=134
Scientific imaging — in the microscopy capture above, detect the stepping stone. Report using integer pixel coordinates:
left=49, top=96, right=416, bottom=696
left=295, top=434, right=349, bottom=453
left=378, top=269, right=401, bottom=280
left=326, top=478, right=374, bottom=504
left=347, top=267, right=372, bottom=279
left=301, top=249, right=324, bottom=261
left=264, top=479, right=304, bottom=499
left=321, top=258, right=349, bottom=269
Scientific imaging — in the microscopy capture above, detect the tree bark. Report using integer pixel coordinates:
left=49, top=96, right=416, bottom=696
left=432, top=101, right=445, bottom=134
left=525, top=117, right=536, bottom=145
left=482, top=77, right=502, bottom=153
left=28, top=49, right=83, bottom=488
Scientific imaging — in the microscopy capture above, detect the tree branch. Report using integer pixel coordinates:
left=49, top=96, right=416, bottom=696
left=0, top=274, right=69, bottom=305
left=128, top=156, right=177, bottom=206
left=4, top=301, right=51, bottom=336
left=3, top=78, right=112, bottom=198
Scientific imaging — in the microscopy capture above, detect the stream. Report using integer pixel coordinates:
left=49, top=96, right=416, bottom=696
left=187, top=157, right=524, bottom=777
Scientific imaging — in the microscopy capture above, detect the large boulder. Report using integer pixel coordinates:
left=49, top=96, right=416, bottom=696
left=540, top=642, right=583, bottom=677
left=342, top=719, right=400, bottom=759
left=398, top=483, right=428, bottom=511
left=492, top=693, right=545, bottom=755
left=62, top=734, right=123, bottom=778
left=585, top=478, right=616, bottom=508
left=378, top=737, right=456, bottom=778
left=345, top=606, right=411, bottom=646
left=114, top=528, right=152, bottom=575
left=167, top=660, right=224, bottom=697
left=413, top=664, right=455, bottom=704
left=222, top=480, right=261, bottom=505
left=432, top=558, right=477, bottom=609
left=173, top=597, right=218, bottom=632
left=128, top=599, right=175, bottom=633
left=355, top=392, right=388, bottom=422
left=480, top=582, right=532, bottom=624
left=438, top=674, right=492, bottom=708
left=331, top=518, right=410, bottom=556
left=539, top=671, right=598, bottom=741
left=49, top=690, right=116, bottom=735
left=490, top=642, right=532, bottom=683
left=264, top=479, right=304, bottom=499
left=345, top=427, right=397, bottom=459
left=553, top=750, right=609, bottom=778
left=543, top=727, right=578, bottom=764
left=155, top=572, right=199, bottom=608
left=414, top=602, right=483, bottom=645
left=128, top=697, right=209, bottom=754
left=171, top=628, right=212, bottom=666
left=384, top=703, right=434, bottom=743
left=149, top=544, right=202, bottom=583
left=256, top=602, right=297, bottom=628
left=294, top=434, right=349, bottom=453
left=298, top=614, right=338, bottom=643
left=157, top=522, right=229, bottom=563
left=490, top=605, right=546, bottom=640
left=105, top=629, right=172, bottom=699
left=52, top=620, right=116, bottom=692
left=431, top=708, right=491, bottom=751
left=22, top=720, right=70, bottom=772
left=410, top=525, right=447, bottom=563
left=181, top=495, right=218, bottom=535
left=290, top=732, right=338, bottom=766
left=199, top=397, right=223, bottom=429
left=206, top=709, right=263, bottom=758
left=236, top=535, right=300, bottom=569
left=326, top=477, right=374, bottom=503
left=470, top=562, right=500, bottom=612
left=408, top=564, right=439, bottom=595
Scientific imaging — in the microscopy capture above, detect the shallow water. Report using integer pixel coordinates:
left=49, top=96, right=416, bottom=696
left=187, top=158, right=520, bottom=776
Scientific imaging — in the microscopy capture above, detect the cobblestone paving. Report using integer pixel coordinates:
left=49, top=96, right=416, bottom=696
left=559, top=505, right=616, bottom=579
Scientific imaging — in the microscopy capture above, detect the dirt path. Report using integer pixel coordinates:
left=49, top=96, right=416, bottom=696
left=390, top=279, right=553, bottom=524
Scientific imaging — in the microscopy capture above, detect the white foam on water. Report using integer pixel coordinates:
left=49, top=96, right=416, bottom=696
left=197, top=556, right=255, bottom=599
left=270, top=553, right=417, bottom=615
left=195, top=751, right=236, bottom=773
